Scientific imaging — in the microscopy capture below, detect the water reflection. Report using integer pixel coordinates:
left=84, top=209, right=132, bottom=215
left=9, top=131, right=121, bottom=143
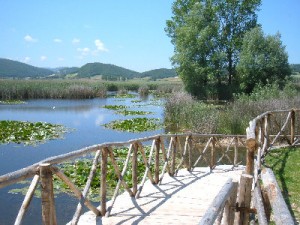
left=0, top=94, right=165, bottom=225
left=0, top=95, right=164, bottom=174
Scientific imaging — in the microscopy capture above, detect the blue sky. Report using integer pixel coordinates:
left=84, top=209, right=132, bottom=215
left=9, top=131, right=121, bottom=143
left=1, top=1, right=299, bottom=72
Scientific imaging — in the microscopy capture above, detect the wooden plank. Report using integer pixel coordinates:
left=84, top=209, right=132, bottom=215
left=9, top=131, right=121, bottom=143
left=261, top=168, right=294, bottom=225
left=253, top=183, right=268, bottom=225
left=199, top=179, right=235, bottom=225
left=74, top=166, right=245, bottom=225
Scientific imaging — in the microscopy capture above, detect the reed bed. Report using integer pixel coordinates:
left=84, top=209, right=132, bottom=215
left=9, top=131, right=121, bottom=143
left=0, top=79, right=183, bottom=100
left=164, top=83, right=300, bottom=135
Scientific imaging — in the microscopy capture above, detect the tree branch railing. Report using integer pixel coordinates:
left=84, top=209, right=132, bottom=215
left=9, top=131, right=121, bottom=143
left=245, top=109, right=300, bottom=224
left=0, top=133, right=245, bottom=225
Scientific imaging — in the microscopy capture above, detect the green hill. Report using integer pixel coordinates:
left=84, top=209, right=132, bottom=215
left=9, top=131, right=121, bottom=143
left=0, top=58, right=177, bottom=80
left=0, top=58, right=53, bottom=78
left=77, top=62, right=140, bottom=80
left=142, top=68, right=176, bottom=80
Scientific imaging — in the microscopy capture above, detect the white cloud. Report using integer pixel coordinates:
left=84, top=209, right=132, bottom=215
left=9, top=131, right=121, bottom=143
left=40, top=56, right=47, bottom=61
left=24, top=35, right=37, bottom=42
left=95, top=39, right=108, bottom=52
left=72, top=38, right=80, bottom=44
left=57, top=57, right=64, bottom=61
left=23, top=57, right=31, bottom=63
left=77, top=47, right=90, bottom=56
left=54, top=38, right=62, bottom=43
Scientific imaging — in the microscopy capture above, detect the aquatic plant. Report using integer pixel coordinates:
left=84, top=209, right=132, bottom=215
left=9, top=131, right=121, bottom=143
left=0, top=120, right=68, bottom=145
left=0, top=100, right=26, bottom=105
left=103, top=105, right=127, bottom=110
left=103, top=117, right=162, bottom=132
left=116, top=109, right=152, bottom=116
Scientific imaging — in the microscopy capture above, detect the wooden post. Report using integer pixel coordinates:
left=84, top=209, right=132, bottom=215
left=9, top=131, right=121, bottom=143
left=101, top=147, right=108, bottom=216
left=236, top=174, right=253, bottom=225
left=245, top=138, right=256, bottom=175
left=223, top=181, right=238, bottom=225
left=210, top=137, right=216, bottom=171
left=234, top=137, right=238, bottom=166
left=171, top=137, right=176, bottom=176
left=40, top=163, right=57, bottom=225
left=291, top=109, right=295, bottom=144
left=154, top=138, right=160, bottom=184
left=132, top=143, right=138, bottom=195
left=187, top=135, right=192, bottom=171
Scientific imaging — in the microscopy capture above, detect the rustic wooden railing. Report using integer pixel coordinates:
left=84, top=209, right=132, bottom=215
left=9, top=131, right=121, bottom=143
left=246, top=109, right=300, bottom=224
left=0, top=133, right=245, bottom=225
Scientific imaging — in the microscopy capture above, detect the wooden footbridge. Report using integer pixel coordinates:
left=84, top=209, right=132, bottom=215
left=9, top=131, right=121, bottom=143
left=0, top=109, right=299, bottom=225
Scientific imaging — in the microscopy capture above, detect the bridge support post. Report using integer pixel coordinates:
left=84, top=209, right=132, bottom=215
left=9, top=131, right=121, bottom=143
left=291, top=109, right=295, bottom=144
left=236, top=174, right=253, bottom=225
left=40, top=163, right=57, bottom=225
left=101, top=147, right=108, bottom=216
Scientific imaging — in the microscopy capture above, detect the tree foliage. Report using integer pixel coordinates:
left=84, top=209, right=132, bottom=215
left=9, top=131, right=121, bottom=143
left=166, top=0, right=261, bottom=99
left=237, top=27, right=291, bottom=93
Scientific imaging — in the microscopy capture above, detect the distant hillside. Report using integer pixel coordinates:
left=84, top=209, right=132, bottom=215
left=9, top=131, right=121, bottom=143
left=290, top=64, right=300, bottom=74
left=77, top=62, right=140, bottom=80
left=0, top=58, right=53, bottom=78
left=0, top=58, right=177, bottom=80
left=52, top=67, right=79, bottom=76
left=142, top=68, right=176, bottom=80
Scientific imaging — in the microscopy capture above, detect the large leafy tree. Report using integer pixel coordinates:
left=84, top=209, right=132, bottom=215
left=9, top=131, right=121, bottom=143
left=237, top=27, right=291, bottom=93
left=166, top=0, right=261, bottom=98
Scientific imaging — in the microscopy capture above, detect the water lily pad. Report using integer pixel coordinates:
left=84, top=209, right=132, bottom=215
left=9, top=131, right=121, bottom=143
left=0, top=120, right=68, bottom=145
left=103, top=117, right=162, bottom=132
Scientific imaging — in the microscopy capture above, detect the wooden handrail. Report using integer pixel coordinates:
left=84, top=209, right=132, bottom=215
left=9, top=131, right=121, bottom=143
left=199, top=178, right=238, bottom=225
left=0, top=133, right=245, bottom=225
left=2, top=109, right=299, bottom=225
left=246, top=109, right=300, bottom=224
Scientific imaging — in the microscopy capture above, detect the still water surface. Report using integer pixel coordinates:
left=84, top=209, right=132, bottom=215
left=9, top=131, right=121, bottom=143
left=0, top=94, right=164, bottom=224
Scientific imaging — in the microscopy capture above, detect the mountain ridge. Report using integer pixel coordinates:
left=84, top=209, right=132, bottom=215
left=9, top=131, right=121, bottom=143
left=0, top=58, right=176, bottom=80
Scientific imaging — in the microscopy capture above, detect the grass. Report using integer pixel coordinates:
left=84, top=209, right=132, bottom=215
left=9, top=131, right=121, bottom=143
left=264, top=147, right=300, bottom=222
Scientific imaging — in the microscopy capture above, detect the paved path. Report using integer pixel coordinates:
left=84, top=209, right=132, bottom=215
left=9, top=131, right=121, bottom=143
left=73, top=166, right=244, bottom=225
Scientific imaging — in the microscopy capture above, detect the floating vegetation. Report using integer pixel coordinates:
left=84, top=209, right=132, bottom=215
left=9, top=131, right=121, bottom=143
left=103, top=117, right=162, bottom=132
left=116, top=109, right=152, bottom=116
left=103, top=105, right=127, bottom=110
left=0, top=100, right=26, bottom=105
left=0, top=120, right=68, bottom=145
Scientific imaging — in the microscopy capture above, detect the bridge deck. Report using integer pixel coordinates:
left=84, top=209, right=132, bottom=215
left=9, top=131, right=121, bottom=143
left=75, top=166, right=244, bottom=225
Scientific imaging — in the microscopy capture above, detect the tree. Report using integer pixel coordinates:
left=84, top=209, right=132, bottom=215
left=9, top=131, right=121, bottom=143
left=237, top=27, right=291, bottom=93
left=166, top=0, right=261, bottom=99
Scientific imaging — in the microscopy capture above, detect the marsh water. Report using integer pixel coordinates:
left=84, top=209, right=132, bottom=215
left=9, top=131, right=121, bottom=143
left=0, top=93, right=164, bottom=225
